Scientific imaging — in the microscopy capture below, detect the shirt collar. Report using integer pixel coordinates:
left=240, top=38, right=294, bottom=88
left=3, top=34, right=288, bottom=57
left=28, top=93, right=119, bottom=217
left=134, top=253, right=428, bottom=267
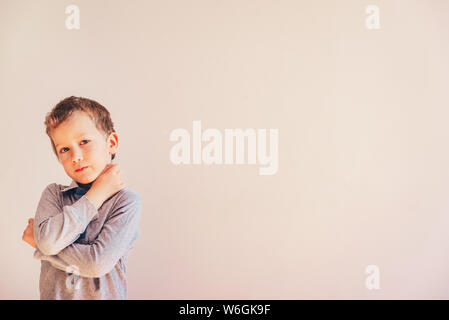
left=61, top=180, right=92, bottom=194
left=61, top=180, right=79, bottom=193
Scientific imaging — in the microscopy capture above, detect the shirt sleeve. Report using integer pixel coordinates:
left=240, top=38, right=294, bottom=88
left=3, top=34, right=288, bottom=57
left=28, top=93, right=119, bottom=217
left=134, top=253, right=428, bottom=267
left=33, top=190, right=142, bottom=278
left=34, top=184, right=99, bottom=256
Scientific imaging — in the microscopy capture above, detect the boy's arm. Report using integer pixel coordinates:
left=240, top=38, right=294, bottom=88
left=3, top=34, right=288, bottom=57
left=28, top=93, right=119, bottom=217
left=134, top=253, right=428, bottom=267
left=34, top=184, right=99, bottom=256
left=34, top=191, right=141, bottom=278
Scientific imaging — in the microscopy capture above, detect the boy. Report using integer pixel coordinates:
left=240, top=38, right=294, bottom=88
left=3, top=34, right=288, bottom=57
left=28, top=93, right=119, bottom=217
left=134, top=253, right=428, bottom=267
left=21, top=96, right=142, bottom=300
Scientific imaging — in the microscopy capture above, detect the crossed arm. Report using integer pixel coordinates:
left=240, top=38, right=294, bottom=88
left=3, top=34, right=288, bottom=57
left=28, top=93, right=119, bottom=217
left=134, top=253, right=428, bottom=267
left=22, top=184, right=141, bottom=278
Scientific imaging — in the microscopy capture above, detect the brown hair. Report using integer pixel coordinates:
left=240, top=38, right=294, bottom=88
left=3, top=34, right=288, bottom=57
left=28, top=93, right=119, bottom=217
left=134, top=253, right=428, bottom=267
left=44, top=96, right=116, bottom=160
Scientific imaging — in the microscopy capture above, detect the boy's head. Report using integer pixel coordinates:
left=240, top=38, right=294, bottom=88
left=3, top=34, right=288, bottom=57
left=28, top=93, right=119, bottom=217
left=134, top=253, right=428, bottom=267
left=44, top=96, right=118, bottom=185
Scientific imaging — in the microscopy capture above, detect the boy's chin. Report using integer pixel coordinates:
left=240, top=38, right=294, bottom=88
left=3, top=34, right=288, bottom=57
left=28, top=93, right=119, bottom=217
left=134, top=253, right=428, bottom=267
left=73, top=173, right=101, bottom=185
left=72, top=175, right=95, bottom=185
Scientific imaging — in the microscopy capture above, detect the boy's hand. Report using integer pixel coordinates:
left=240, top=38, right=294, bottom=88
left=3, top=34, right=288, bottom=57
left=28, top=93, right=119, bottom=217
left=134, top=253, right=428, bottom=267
left=85, top=164, right=126, bottom=209
left=22, top=218, right=37, bottom=249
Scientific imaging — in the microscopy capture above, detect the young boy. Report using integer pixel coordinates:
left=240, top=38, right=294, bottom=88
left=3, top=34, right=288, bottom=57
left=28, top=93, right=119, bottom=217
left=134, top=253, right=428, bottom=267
left=21, top=96, right=142, bottom=300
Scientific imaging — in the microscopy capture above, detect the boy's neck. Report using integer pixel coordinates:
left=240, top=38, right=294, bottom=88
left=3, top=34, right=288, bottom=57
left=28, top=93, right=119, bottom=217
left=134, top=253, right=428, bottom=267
left=77, top=181, right=93, bottom=192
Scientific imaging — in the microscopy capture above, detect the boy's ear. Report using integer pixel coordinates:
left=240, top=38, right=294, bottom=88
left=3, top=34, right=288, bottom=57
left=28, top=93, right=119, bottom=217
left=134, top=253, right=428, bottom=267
left=107, top=132, right=119, bottom=156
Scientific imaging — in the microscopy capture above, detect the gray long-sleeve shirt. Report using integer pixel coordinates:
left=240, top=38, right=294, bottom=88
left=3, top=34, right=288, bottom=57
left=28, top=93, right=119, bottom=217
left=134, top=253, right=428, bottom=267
left=32, top=180, right=142, bottom=300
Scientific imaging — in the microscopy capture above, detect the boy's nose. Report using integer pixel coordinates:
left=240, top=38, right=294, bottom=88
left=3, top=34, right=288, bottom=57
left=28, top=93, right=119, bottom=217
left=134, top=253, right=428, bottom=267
left=72, top=152, right=83, bottom=164
left=72, top=157, right=81, bottom=163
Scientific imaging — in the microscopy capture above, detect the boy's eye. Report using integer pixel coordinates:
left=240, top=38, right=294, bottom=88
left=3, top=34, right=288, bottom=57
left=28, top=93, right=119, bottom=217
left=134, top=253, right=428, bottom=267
left=59, top=140, right=89, bottom=153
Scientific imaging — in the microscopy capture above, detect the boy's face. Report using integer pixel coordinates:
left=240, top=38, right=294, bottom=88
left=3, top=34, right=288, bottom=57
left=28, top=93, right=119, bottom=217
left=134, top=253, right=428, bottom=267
left=50, top=111, right=118, bottom=185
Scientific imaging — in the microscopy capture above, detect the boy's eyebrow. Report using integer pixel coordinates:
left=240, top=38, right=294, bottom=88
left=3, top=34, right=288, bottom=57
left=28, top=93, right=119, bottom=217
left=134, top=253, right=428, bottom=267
left=55, top=133, right=90, bottom=148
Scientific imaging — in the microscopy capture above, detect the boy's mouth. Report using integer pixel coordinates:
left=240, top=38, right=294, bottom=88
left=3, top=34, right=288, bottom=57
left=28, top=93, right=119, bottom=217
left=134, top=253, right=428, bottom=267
left=75, top=166, right=89, bottom=172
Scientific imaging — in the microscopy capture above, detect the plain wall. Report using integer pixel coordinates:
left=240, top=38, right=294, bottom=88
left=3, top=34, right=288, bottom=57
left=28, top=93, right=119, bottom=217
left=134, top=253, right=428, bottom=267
left=1, top=0, right=449, bottom=299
